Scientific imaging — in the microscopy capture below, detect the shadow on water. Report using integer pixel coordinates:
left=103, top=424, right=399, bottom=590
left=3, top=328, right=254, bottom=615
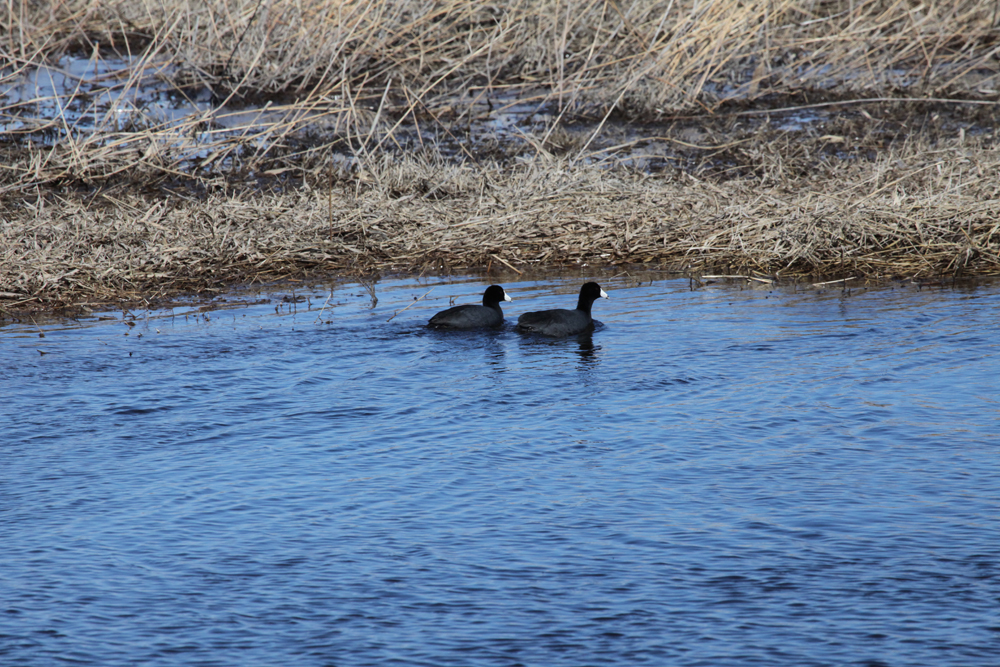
left=512, top=324, right=604, bottom=375
left=423, top=325, right=508, bottom=365
left=574, top=333, right=599, bottom=365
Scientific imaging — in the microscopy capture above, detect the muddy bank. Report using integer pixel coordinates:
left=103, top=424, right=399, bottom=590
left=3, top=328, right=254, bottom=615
left=3, top=120, right=999, bottom=314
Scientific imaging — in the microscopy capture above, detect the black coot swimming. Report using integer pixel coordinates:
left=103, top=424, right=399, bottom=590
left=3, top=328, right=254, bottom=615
left=428, top=285, right=512, bottom=329
left=516, top=282, right=609, bottom=337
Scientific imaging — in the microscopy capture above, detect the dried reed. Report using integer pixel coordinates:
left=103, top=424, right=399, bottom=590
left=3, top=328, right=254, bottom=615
left=2, top=1, right=999, bottom=309
left=8, top=1, right=1000, bottom=104
left=3, top=124, right=998, bottom=311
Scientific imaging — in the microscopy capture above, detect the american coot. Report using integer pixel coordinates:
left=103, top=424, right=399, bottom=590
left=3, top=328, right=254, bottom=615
left=428, top=285, right=512, bottom=329
left=516, top=282, right=609, bottom=337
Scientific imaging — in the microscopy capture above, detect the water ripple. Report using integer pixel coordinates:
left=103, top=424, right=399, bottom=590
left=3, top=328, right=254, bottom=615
left=2, top=277, right=999, bottom=666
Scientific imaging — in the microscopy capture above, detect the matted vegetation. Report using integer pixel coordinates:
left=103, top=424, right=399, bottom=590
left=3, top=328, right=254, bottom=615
left=2, top=0, right=1000, bottom=311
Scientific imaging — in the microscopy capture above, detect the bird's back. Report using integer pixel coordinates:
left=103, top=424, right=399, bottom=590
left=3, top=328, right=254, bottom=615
left=429, top=304, right=502, bottom=329
left=516, top=308, right=592, bottom=337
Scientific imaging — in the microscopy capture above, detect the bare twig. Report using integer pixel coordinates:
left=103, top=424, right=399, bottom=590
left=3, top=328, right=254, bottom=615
left=386, top=287, right=434, bottom=322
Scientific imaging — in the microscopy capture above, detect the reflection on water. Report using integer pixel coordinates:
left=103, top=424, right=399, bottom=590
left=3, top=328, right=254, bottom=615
left=575, top=334, right=598, bottom=365
left=513, top=329, right=601, bottom=367
left=2, top=274, right=1000, bottom=667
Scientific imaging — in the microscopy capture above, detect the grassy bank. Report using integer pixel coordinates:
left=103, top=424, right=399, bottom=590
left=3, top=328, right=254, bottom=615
left=5, top=122, right=998, bottom=311
left=2, top=1, right=1000, bottom=311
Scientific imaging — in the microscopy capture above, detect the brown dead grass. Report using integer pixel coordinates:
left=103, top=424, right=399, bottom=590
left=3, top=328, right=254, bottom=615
left=3, top=0, right=999, bottom=189
left=2, top=1, right=1000, bottom=309
left=8, top=0, right=999, bottom=109
left=3, top=126, right=998, bottom=312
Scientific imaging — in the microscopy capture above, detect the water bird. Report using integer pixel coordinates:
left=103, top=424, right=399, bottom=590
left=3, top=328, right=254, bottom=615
left=428, top=285, right=512, bottom=329
left=516, top=282, right=609, bottom=337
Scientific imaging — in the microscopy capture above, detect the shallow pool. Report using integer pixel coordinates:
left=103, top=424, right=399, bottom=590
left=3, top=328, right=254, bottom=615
left=2, top=274, right=999, bottom=666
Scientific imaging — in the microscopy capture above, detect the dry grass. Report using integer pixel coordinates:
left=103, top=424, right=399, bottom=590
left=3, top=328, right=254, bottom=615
left=2, top=1, right=1000, bottom=309
left=8, top=0, right=999, bottom=106
left=3, top=125, right=998, bottom=312
left=3, top=0, right=999, bottom=188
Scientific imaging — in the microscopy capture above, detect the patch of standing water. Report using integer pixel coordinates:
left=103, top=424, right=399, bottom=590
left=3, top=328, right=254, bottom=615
left=0, top=55, right=550, bottom=147
left=1, top=55, right=209, bottom=135
left=2, top=274, right=999, bottom=666
left=0, top=54, right=323, bottom=155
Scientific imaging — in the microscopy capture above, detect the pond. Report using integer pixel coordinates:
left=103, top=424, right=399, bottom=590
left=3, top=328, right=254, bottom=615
left=2, top=274, right=999, bottom=666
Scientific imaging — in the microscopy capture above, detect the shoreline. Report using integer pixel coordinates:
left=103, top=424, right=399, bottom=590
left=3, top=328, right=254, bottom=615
left=3, top=264, right=995, bottom=324
left=4, top=148, right=999, bottom=316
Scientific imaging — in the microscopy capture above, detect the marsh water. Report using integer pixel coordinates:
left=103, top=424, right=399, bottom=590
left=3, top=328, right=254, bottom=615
left=2, top=274, right=999, bottom=666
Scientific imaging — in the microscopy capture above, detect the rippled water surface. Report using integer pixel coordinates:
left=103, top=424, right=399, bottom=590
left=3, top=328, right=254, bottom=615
left=3, top=275, right=999, bottom=666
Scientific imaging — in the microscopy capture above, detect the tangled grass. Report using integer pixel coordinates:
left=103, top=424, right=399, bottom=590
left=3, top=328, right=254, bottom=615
left=2, top=1, right=999, bottom=310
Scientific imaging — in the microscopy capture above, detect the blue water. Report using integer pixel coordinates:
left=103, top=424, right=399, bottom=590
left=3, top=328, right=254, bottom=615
left=2, top=275, right=999, bottom=666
